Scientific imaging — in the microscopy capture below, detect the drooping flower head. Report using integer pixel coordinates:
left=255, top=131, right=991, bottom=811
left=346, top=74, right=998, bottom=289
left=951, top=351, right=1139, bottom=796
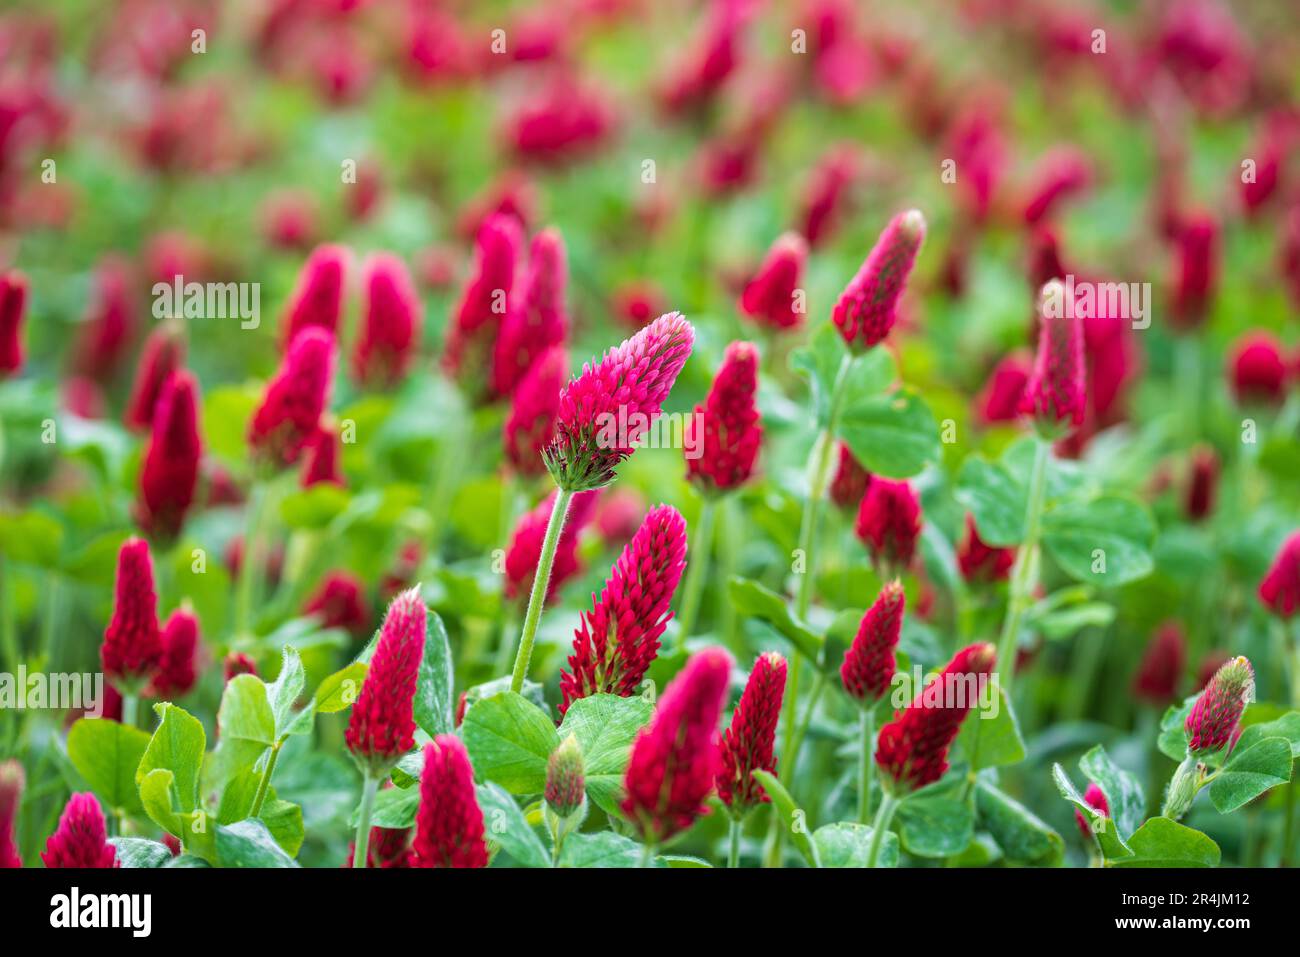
left=957, top=514, right=1016, bottom=583
left=1074, top=782, right=1110, bottom=842
left=280, top=243, right=348, bottom=346
left=304, top=570, right=370, bottom=637
left=124, top=320, right=186, bottom=430
left=875, top=642, right=996, bottom=793
left=1134, top=621, right=1186, bottom=704
left=346, top=588, right=427, bottom=772
left=411, top=736, right=488, bottom=868
left=1228, top=332, right=1289, bottom=406
left=1184, top=445, right=1218, bottom=522
left=545, top=734, right=586, bottom=821
left=622, top=647, right=732, bottom=843
left=829, top=442, right=871, bottom=510
left=0, top=760, right=23, bottom=869
left=543, top=312, right=695, bottom=492
left=503, top=345, right=567, bottom=476
left=443, top=213, right=521, bottom=388
left=739, top=233, right=808, bottom=330
left=493, top=227, right=568, bottom=396
left=503, top=488, right=599, bottom=604
left=301, top=421, right=344, bottom=488
left=136, top=370, right=202, bottom=542
left=100, top=538, right=162, bottom=692
left=1170, top=213, right=1218, bottom=331
left=854, top=477, right=921, bottom=578
left=1259, top=532, right=1300, bottom=619
left=976, top=353, right=1031, bottom=424
left=148, top=605, right=200, bottom=700
left=685, top=340, right=762, bottom=494
left=717, top=651, right=786, bottom=816
left=353, top=252, right=421, bottom=389
left=248, top=326, right=335, bottom=469
left=840, top=582, right=904, bottom=705
left=40, top=793, right=118, bottom=868
left=559, top=505, right=688, bottom=714
left=0, top=270, right=27, bottom=377
left=831, top=209, right=926, bottom=352
left=1185, top=656, right=1253, bottom=756
left=1020, top=279, right=1086, bottom=437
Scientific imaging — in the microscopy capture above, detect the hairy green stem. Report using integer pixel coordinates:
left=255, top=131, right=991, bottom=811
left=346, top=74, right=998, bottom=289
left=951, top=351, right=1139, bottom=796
left=510, top=486, right=574, bottom=692
left=250, top=740, right=282, bottom=818
left=858, top=708, right=876, bottom=824
left=639, top=840, right=656, bottom=868
left=675, top=497, right=716, bottom=648
left=865, top=792, right=898, bottom=868
left=994, top=436, right=1049, bottom=687
left=352, top=772, right=380, bottom=869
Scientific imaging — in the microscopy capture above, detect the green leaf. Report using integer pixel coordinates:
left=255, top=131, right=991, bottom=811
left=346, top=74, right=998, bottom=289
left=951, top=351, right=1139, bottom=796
left=956, top=686, right=1025, bottom=771
left=1234, top=711, right=1300, bottom=759
left=556, top=693, right=654, bottom=816
left=557, top=831, right=643, bottom=868
left=896, top=796, right=974, bottom=858
left=953, top=456, right=1025, bottom=546
left=361, top=783, right=421, bottom=829
left=266, top=647, right=307, bottom=739
left=753, top=770, right=820, bottom=868
left=204, top=674, right=275, bottom=796
left=138, top=768, right=183, bottom=837
left=1110, top=818, right=1220, bottom=868
left=1051, top=763, right=1133, bottom=861
left=976, top=781, right=1064, bottom=866
left=727, top=577, right=822, bottom=666
left=1157, top=696, right=1197, bottom=761
left=461, top=692, right=560, bottom=794
left=1079, top=745, right=1145, bottom=839
left=279, top=483, right=351, bottom=530
left=1041, top=496, right=1156, bottom=586
left=109, top=837, right=174, bottom=868
left=313, top=662, right=368, bottom=713
left=813, top=822, right=899, bottom=867
left=477, top=782, right=550, bottom=868
left=66, top=718, right=150, bottom=816
left=413, top=610, right=455, bottom=739
left=163, top=854, right=210, bottom=868
left=791, top=324, right=895, bottom=425
left=1208, top=737, right=1293, bottom=813
left=0, top=509, right=63, bottom=566
left=839, top=389, right=940, bottom=479
left=201, top=384, right=259, bottom=464
left=214, top=819, right=301, bottom=868
left=258, top=797, right=305, bottom=858
left=137, top=703, right=206, bottom=813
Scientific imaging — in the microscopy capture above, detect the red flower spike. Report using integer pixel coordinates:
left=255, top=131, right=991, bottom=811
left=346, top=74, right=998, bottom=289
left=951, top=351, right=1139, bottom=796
left=148, top=606, right=200, bottom=699
left=124, top=321, right=186, bottom=430
left=1020, top=280, right=1085, bottom=437
left=224, top=652, right=258, bottom=682
left=73, top=257, right=136, bottom=383
left=136, top=370, right=202, bottom=541
left=799, top=145, right=859, bottom=247
left=280, top=244, right=348, bottom=346
left=1184, top=446, right=1218, bottom=522
left=717, top=651, right=786, bottom=815
left=543, top=312, right=695, bottom=491
left=559, top=504, right=688, bottom=714
left=957, top=514, right=1016, bottom=583
left=658, top=5, right=742, bottom=114
left=443, top=214, right=521, bottom=387
left=353, top=252, right=421, bottom=389
left=855, top=477, right=922, bottom=576
left=829, top=442, right=871, bottom=510
left=248, top=327, right=335, bottom=469
left=1021, top=146, right=1092, bottom=225
left=1074, top=782, right=1110, bottom=841
left=301, top=422, right=344, bottom=488
left=875, top=642, right=996, bottom=793
left=739, top=232, right=807, bottom=330
left=1259, top=532, right=1300, bottom=619
left=493, top=227, right=568, bottom=396
left=622, top=647, right=732, bottom=843
left=831, top=209, right=926, bottom=353
left=40, top=793, right=118, bottom=868
left=1229, top=332, right=1288, bottom=406
left=503, top=345, right=567, bottom=477
left=503, top=489, right=599, bottom=604
left=685, top=340, right=762, bottom=494
left=411, top=736, right=488, bottom=868
left=304, top=571, right=370, bottom=636
left=1185, top=656, right=1254, bottom=756
left=840, top=582, right=904, bottom=704
left=976, top=353, right=1031, bottom=424
left=0, top=760, right=23, bottom=868
left=0, top=270, right=28, bottom=376
left=346, top=588, right=427, bottom=772
left=1134, top=622, right=1186, bottom=704
left=1170, top=213, right=1218, bottom=331
left=100, top=538, right=163, bottom=691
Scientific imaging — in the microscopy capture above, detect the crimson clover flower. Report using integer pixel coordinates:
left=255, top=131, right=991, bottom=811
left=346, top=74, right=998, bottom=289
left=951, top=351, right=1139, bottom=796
left=717, top=651, right=787, bottom=816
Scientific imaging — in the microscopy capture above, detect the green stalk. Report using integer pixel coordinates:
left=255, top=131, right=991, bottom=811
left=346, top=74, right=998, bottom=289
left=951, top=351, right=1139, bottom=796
left=717, top=497, right=741, bottom=649
left=1176, top=334, right=1201, bottom=445
left=674, top=497, right=716, bottom=648
left=235, top=481, right=268, bottom=639
left=0, top=556, right=17, bottom=670
left=994, top=435, right=1049, bottom=686
left=510, top=486, right=574, bottom=692
left=728, top=818, right=741, bottom=869
left=639, top=840, right=656, bottom=868
left=786, top=673, right=826, bottom=778
left=249, top=740, right=282, bottom=818
left=352, top=772, right=380, bottom=869
left=864, top=792, right=898, bottom=868
left=858, top=708, right=876, bottom=823
left=122, top=693, right=138, bottom=730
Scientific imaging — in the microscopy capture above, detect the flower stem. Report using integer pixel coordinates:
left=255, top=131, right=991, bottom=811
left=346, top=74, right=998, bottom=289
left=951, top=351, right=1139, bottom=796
left=235, top=480, right=268, bottom=639
left=510, top=486, right=574, bottom=692
left=1176, top=333, right=1201, bottom=444
left=858, top=708, right=876, bottom=823
left=639, top=840, right=656, bottom=868
left=352, top=772, right=379, bottom=869
left=0, top=556, right=18, bottom=670
left=249, top=739, right=282, bottom=818
left=994, top=435, right=1050, bottom=687
left=786, top=672, right=826, bottom=780
left=865, top=792, right=898, bottom=868
left=728, top=818, right=741, bottom=868
left=675, top=497, right=716, bottom=648
left=122, top=693, right=138, bottom=730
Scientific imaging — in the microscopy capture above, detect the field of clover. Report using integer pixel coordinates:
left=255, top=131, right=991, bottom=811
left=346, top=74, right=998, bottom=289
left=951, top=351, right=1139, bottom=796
left=1, top=0, right=1299, bottom=871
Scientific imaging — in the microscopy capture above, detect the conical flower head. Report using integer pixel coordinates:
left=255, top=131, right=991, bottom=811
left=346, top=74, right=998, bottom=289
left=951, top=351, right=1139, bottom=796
left=545, top=734, right=586, bottom=820
left=304, top=570, right=369, bottom=635
left=1185, top=656, right=1254, bottom=756
left=875, top=642, right=996, bottom=793
left=137, top=370, right=202, bottom=541
left=543, top=312, right=695, bottom=491
left=149, top=605, right=200, bottom=699
left=0, top=759, right=22, bottom=868
left=717, top=651, right=786, bottom=815
left=353, top=252, right=421, bottom=389
left=503, top=345, right=566, bottom=476
left=40, top=793, right=118, bottom=868
left=1134, top=622, right=1186, bottom=703
left=346, top=588, right=427, bottom=772
left=559, top=504, right=688, bottom=714
left=503, top=488, right=599, bottom=604
left=840, top=581, right=904, bottom=704
left=281, top=243, right=348, bottom=346
left=1184, top=446, right=1218, bottom=522
left=829, top=442, right=871, bottom=510
left=0, top=270, right=26, bottom=376
left=740, top=232, right=807, bottom=330
left=411, top=736, right=488, bottom=868
left=1259, top=531, right=1300, bottom=619
left=1171, top=213, right=1218, bottom=331
left=854, top=477, right=921, bottom=577
left=443, top=213, right=522, bottom=388
left=685, top=340, right=762, bottom=493
left=124, top=320, right=185, bottom=430
left=493, top=227, right=568, bottom=396
left=976, top=353, right=1031, bottom=424
left=248, top=326, right=335, bottom=469
left=101, top=538, right=162, bottom=691
left=1020, top=279, right=1085, bottom=437
left=622, top=647, right=732, bottom=843
left=831, top=209, right=925, bottom=352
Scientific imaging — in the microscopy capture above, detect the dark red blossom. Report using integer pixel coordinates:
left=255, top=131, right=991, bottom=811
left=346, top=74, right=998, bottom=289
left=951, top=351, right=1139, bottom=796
left=504, top=345, right=566, bottom=476
left=855, top=477, right=921, bottom=576
left=1021, top=146, right=1091, bottom=225
left=346, top=588, right=426, bottom=771
left=1020, top=280, right=1085, bottom=436
left=1026, top=227, right=1067, bottom=291
left=1134, top=622, right=1186, bottom=704
left=503, top=489, right=599, bottom=604
left=224, top=652, right=258, bottom=682
left=301, top=422, right=343, bottom=488
left=73, top=257, right=136, bottom=382
left=875, top=642, right=996, bottom=793
left=1228, top=332, right=1288, bottom=405
left=559, top=504, right=688, bottom=714
left=739, top=233, right=807, bottom=331
left=622, top=647, right=732, bottom=843
left=148, top=606, right=200, bottom=699
left=840, top=581, right=904, bottom=704
left=443, top=214, right=521, bottom=387
left=353, top=253, right=421, bottom=389
left=0, top=270, right=28, bottom=377
left=505, top=75, right=613, bottom=165
left=1074, top=782, right=1110, bottom=841
left=124, top=321, right=185, bottom=431
left=41, top=794, right=117, bottom=868
left=1170, top=213, right=1218, bottom=331
left=136, top=371, right=202, bottom=541
left=1185, top=656, right=1253, bottom=756
left=280, top=244, right=347, bottom=346
left=0, top=760, right=22, bottom=869
left=1259, top=532, right=1300, bottom=619
left=493, top=227, right=568, bottom=396
left=957, top=514, right=1015, bottom=583
left=685, top=341, right=762, bottom=493
left=798, top=145, right=859, bottom=247
left=1184, top=446, right=1218, bottom=522
left=248, top=327, right=335, bottom=469
left=717, top=651, right=786, bottom=815
left=658, top=5, right=742, bottom=114
left=304, top=571, right=369, bottom=636
left=100, top=538, right=162, bottom=691
left=411, top=736, right=488, bottom=868
left=831, top=209, right=926, bottom=352
left=829, top=442, right=871, bottom=510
